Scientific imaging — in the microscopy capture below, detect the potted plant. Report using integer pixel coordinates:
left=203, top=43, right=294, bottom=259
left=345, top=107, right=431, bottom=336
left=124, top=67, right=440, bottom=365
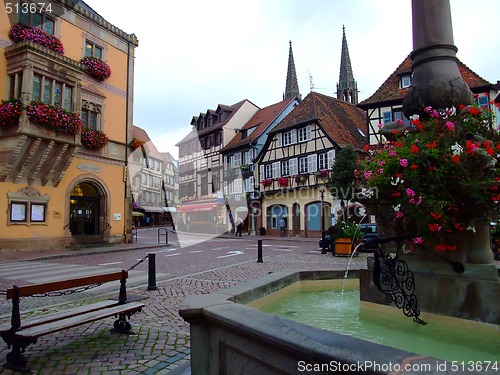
left=329, top=221, right=363, bottom=256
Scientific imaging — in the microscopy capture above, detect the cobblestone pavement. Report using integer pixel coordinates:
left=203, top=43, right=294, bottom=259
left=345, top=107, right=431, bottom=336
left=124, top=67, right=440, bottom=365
left=0, top=232, right=404, bottom=374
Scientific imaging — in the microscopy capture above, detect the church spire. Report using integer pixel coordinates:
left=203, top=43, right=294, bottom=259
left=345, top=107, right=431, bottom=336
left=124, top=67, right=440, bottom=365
left=284, top=40, right=301, bottom=101
left=336, top=26, right=358, bottom=104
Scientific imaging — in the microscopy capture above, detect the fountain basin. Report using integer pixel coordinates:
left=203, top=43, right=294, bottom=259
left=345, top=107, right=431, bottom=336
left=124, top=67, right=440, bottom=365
left=179, top=270, right=498, bottom=374
left=251, top=278, right=499, bottom=363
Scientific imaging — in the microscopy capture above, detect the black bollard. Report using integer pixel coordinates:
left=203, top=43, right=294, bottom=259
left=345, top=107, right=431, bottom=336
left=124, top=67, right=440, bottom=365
left=147, top=253, right=157, bottom=290
left=257, top=239, right=263, bottom=263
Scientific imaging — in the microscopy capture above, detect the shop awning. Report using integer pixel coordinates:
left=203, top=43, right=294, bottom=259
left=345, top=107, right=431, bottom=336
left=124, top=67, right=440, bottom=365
left=176, top=203, right=218, bottom=212
left=162, top=207, right=177, bottom=213
left=142, top=206, right=164, bottom=213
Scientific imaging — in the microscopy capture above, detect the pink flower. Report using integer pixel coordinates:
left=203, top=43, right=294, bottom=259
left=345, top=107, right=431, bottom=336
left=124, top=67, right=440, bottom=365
left=363, top=170, right=372, bottom=179
left=388, top=150, right=397, bottom=157
left=445, top=121, right=455, bottom=130
left=406, top=188, right=415, bottom=197
left=413, top=237, right=423, bottom=244
left=400, top=158, right=409, bottom=167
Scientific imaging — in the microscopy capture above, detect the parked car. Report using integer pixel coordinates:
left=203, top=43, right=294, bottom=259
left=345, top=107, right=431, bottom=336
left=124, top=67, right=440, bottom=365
left=358, top=223, right=378, bottom=252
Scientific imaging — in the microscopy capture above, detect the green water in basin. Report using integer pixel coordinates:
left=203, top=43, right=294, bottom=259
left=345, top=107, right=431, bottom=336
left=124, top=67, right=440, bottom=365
left=253, top=280, right=500, bottom=363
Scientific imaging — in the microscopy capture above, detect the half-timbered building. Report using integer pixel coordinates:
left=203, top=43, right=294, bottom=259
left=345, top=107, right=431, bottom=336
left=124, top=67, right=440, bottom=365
left=176, top=99, right=258, bottom=233
left=129, top=125, right=165, bottom=226
left=358, top=54, right=500, bottom=145
left=219, top=97, right=300, bottom=235
left=255, top=91, right=366, bottom=237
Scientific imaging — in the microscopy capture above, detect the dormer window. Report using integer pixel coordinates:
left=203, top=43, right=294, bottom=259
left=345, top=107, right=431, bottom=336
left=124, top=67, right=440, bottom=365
left=219, top=112, right=225, bottom=122
left=401, top=74, right=412, bottom=89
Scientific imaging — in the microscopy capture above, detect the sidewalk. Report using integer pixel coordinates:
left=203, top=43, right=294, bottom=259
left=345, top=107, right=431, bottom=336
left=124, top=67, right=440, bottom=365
left=0, top=232, right=353, bottom=374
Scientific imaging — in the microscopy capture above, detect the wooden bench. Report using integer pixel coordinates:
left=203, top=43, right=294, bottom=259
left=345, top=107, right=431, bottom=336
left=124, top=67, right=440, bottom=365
left=0, top=270, right=145, bottom=371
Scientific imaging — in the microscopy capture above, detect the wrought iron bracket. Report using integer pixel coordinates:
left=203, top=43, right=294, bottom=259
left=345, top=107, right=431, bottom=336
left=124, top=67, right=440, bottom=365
left=372, top=248, right=427, bottom=325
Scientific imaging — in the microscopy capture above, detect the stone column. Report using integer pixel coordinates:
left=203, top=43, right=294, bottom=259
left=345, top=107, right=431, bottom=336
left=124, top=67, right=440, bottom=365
left=402, top=0, right=473, bottom=118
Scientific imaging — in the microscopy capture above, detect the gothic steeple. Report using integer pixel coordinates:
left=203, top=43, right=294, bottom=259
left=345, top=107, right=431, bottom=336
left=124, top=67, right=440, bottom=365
left=336, top=26, right=358, bottom=104
left=284, top=40, right=301, bottom=101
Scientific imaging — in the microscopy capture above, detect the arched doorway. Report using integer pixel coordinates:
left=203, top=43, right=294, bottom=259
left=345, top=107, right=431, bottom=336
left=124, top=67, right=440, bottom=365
left=293, top=203, right=301, bottom=236
left=69, top=182, right=101, bottom=235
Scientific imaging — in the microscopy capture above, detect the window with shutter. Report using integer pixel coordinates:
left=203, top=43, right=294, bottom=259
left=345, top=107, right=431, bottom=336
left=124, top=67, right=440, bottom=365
left=259, top=165, right=265, bottom=181
left=272, top=162, right=280, bottom=178
left=327, top=149, right=335, bottom=168
left=289, top=158, right=298, bottom=175
left=307, top=154, right=317, bottom=173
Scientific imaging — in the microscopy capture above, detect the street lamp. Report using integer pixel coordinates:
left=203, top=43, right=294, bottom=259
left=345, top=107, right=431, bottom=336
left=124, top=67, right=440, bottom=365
left=319, top=183, right=326, bottom=254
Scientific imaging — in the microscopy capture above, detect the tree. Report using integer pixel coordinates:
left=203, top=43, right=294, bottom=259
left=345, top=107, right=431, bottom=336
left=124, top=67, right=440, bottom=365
left=327, top=145, right=357, bottom=223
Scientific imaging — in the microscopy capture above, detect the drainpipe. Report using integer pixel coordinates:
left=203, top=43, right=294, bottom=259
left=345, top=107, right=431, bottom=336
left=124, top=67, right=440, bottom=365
left=124, top=39, right=132, bottom=242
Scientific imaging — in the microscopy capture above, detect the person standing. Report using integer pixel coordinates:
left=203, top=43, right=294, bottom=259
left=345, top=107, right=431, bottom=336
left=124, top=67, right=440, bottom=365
left=235, top=218, right=243, bottom=237
left=279, top=217, right=286, bottom=237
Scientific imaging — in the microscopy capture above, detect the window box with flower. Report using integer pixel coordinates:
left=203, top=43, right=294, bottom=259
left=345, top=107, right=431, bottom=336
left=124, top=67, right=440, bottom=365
left=80, top=56, right=111, bottom=81
left=317, top=169, right=329, bottom=179
left=277, top=177, right=289, bottom=188
left=356, top=103, right=500, bottom=258
left=261, top=179, right=273, bottom=188
left=81, top=128, right=109, bottom=150
left=0, top=99, right=23, bottom=129
left=27, top=101, right=82, bottom=135
left=294, top=174, right=308, bottom=184
left=9, top=23, right=64, bottom=54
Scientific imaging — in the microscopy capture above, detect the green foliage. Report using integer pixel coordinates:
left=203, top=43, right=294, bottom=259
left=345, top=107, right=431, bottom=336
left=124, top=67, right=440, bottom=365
left=356, top=104, right=500, bottom=251
left=328, top=145, right=357, bottom=200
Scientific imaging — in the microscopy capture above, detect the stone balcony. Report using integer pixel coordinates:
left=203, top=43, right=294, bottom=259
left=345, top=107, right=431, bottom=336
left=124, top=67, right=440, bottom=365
left=0, top=116, right=80, bottom=187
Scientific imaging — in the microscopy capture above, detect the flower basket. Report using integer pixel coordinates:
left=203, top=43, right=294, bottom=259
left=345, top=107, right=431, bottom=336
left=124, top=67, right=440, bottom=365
left=294, top=174, right=308, bottom=184
left=262, top=179, right=273, bottom=188
left=129, top=137, right=145, bottom=150
left=356, top=103, right=500, bottom=252
left=316, top=169, right=329, bottom=180
left=277, top=177, right=289, bottom=188
left=80, top=56, right=111, bottom=81
left=9, top=23, right=64, bottom=54
left=0, top=99, right=23, bottom=129
left=81, top=127, right=109, bottom=150
left=27, top=101, right=82, bottom=135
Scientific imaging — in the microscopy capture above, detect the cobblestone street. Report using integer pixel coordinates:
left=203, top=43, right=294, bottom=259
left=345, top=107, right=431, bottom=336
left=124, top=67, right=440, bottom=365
left=0, top=231, right=369, bottom=374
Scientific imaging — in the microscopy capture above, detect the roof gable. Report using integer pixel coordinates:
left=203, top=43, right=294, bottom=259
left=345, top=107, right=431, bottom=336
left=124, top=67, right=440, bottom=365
left=358, top=54, right=492, bottom=108
left=220, top=98, right=297, bottom=153
left=272, top=92, right=366, bottom=149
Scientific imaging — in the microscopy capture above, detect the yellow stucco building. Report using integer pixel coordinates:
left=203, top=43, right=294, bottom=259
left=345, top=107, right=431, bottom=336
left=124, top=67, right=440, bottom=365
left=0, top=1, right=138, bottom=250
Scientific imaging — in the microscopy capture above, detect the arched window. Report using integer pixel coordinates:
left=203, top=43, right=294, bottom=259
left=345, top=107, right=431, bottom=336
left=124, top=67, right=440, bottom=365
left=306, top=202, right=321, bottom=231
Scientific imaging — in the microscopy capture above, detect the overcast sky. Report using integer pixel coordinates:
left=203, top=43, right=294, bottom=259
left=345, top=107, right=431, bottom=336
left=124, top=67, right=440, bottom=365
left=83, top=0, right=499, bottom=158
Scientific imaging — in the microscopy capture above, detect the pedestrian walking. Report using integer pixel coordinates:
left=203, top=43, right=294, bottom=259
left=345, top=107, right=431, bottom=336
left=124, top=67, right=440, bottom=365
left=235, top=218, right=243, bottom=237
left=279, top=217, right=286, bottom=237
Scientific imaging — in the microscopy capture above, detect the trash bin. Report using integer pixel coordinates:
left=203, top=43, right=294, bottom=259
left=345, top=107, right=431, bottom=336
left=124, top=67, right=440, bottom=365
left=259, top=227, right=266, bottom=236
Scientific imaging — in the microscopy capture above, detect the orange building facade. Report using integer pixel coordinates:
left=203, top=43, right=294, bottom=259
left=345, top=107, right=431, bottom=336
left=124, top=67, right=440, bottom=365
left=0, top=1, right=138, bottom=249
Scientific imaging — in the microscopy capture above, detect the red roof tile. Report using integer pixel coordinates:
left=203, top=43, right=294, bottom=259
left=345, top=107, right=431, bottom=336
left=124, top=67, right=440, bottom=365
left=358, top=54, right=492, bottom=108
left=272, top=91, right=366, bottom=149
left=220, top=97, right=296, bottom=153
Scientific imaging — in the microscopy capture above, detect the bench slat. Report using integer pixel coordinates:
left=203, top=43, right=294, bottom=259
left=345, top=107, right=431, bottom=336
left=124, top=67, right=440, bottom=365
left=0, top=300, right=119, bottom=333
left=6, top=271, right=128, bottom=299
left=16, top=302, right=145, bottom=339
